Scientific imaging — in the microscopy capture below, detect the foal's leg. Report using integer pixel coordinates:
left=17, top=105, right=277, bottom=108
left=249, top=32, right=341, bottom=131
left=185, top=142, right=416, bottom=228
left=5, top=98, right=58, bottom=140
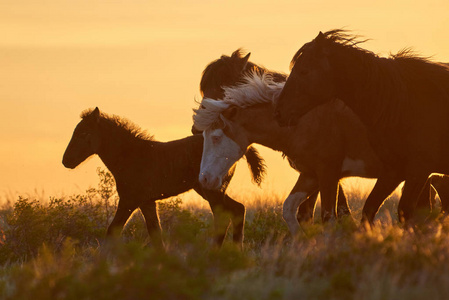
left=223, top=194, right=246, bottom=245
left=283, top=174, right=318, bottom=236
left=398, top=173, right=431, bottom=223
left=139, top=200, right=164, bottom=249
left=297, top=191, right=318, bottom=223
left=107, top=198, right=139, bottom=237
left=361, top=171, right=403, bottom=225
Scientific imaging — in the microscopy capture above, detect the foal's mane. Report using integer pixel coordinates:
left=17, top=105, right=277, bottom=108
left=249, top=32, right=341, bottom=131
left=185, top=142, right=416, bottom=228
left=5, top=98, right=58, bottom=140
left=81, top=108, right=155, bottom=141
left=193, top=71, right=285, bottom=131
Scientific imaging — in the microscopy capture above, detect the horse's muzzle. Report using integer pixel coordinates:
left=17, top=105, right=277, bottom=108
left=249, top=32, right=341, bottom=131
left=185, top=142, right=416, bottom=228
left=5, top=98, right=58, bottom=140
left=199, top=171, right=221, bottom=190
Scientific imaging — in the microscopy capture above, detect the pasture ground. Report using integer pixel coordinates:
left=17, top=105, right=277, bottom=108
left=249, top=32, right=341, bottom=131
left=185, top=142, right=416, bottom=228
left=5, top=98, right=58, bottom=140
left=1, top=169, right=448, bottom=300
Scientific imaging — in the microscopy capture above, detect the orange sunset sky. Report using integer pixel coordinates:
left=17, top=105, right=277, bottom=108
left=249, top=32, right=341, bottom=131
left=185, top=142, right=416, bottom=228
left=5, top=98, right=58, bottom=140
left=1, top=0, right=449, bottom=202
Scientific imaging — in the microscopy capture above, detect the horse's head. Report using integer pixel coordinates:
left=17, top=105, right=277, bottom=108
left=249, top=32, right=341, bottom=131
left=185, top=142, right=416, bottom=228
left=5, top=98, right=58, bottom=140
left=192, top=50, right=251, bottom=135
left=200, top=49, right=251, bottom=99
left=62, top=107, right=102, bottom=169
left=275, top=31, right=336, bottom=126
left=195, top=100, right=249, bottom=190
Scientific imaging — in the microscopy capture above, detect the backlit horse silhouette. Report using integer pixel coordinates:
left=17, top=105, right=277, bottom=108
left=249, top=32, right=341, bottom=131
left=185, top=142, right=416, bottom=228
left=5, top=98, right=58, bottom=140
left=195, top=49, right=352, bottom=222
left=194, top=71, right=448, bottom=234
left=275, top=29, right=449, bottom=222
left=62, top=107, right=265, bottom=248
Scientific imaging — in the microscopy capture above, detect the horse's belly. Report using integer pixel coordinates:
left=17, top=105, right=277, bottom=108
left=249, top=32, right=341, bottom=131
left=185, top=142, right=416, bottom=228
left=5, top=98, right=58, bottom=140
left=340, top=157, right=367, bottom=177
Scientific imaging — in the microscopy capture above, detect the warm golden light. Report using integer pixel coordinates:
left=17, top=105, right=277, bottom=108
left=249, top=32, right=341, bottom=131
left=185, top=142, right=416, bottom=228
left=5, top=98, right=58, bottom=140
left=1, top=0, right=449, bottom=201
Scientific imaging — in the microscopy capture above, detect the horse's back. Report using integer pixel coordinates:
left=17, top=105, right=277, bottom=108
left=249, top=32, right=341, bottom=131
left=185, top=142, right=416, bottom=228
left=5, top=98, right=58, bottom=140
left=117, top=134, right=204, bottom=199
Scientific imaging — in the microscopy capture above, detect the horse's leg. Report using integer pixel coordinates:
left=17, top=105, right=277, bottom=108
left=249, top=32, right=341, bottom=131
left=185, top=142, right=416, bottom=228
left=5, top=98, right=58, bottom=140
left=336, top=183, right=352, bottom=219
left=415, top=175, right=434, bottom=214
left=429, top=174, right=449, bottom=214
left=283, top=174, right=318, bottom=236
left=297, top=191, right=318, bottom=223
left=139, top=200, right=164, bottom=249
left=398, top=173, right=432, bottom=223
left=361, top=171, right=403, bottom=225
left=107, top=198, right=138, bottom=237
left=223, top=194, right=245, bottom=246
left=296, top=183, right=350, bottom=224
left=220, top=168, right=246, bottom=245
left=195, top=187, right=232, bottom=247
left=318, top=174, right=340, bottom=223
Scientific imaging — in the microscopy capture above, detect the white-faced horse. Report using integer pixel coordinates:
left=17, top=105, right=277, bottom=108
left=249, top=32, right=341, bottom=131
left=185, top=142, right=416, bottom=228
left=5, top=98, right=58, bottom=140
left=193, top=72, right=446, bottom=234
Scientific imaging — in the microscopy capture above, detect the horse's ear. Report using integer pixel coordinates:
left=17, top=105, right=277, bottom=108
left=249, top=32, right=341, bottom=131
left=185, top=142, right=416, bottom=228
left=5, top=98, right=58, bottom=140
left=222, top=105, right=238, bottom=121
left=241, top=52, right=251, bottom=69
left=315, top=31, right=329, bottom=56
left=315, top=31, right=326, bottom=46
left=231, top=49, right=242, bottom=58
left=92, top=107, right=100, bottom=124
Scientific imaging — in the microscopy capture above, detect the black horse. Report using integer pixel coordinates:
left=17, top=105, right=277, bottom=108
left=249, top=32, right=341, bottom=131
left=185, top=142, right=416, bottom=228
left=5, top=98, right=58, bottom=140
left=275, top=29, right=449, bottom=222
left=63, top=107, right=265, bottom=248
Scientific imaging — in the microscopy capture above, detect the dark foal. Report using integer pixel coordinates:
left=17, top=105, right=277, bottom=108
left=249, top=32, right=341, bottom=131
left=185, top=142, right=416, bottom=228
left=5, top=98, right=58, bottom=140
left=63, top=107, right=264, bottom=248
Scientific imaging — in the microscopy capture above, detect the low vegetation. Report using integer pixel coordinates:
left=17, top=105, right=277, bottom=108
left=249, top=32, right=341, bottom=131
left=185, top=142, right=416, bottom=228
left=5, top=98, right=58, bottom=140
left=1, top=169, right=449, bottom=299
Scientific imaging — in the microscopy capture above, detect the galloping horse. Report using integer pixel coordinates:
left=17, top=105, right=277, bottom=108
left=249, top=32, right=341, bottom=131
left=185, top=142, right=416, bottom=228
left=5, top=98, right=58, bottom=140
left=62, top=107, right=265, bottom=248
left=193, top=72, right=447, bottom=234
left=274, top=30, right=449, bottom=222
left=196, top=49, right=352, bottom=222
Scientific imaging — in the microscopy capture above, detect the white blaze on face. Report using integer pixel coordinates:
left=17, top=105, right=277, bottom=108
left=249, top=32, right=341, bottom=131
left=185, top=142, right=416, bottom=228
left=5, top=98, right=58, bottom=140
left=199, top=128, right=244, bottom=190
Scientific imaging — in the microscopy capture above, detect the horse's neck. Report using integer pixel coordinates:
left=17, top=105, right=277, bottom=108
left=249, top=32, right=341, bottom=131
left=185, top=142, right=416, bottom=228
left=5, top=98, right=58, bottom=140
left=244, top=105, right=292, bottom=153
left=96, top=122, right=152, bottom=173
left=333, top=49, right=386, bottom=127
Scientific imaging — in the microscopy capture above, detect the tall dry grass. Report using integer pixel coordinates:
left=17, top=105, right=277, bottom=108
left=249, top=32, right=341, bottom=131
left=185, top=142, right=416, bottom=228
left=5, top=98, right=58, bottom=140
left=0, top=169, right=448, bottom=300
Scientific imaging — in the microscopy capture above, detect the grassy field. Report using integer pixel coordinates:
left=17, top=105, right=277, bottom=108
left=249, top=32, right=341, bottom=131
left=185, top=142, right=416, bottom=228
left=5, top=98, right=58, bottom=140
left=1, top=169, right=449, bottom=300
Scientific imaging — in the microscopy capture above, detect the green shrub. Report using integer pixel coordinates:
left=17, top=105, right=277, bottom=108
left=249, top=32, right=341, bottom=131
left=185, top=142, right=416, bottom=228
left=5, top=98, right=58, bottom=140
left=244, top=200, right=289, bottom=247
left=4, top=168, right=449, bottom=299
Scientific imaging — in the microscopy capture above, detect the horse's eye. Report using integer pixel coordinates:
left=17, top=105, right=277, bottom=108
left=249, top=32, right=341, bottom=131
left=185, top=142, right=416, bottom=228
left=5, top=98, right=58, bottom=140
left=212, top=135, right=222, bottom=145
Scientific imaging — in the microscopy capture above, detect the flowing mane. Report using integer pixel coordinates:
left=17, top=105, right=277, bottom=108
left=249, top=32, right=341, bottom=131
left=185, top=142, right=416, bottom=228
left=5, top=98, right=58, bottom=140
left=274, top=29, right=449, bottom=223
left=193, top=71, right=285, bottom=131
left=292, top=29, right=448, bottom=71
left=200, top=49, right=287, bottom=95
left=299, top=30, right=449, bottom=128
left=223, top=71, right=285, bottom=106
left=290, top=29, right=372, bottom=69
left=81, top=108, right=155, bottom=141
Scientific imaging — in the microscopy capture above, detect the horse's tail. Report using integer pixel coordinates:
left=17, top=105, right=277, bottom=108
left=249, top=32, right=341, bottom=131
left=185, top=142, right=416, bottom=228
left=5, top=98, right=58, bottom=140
left=244, top=146, right=266, bottom=187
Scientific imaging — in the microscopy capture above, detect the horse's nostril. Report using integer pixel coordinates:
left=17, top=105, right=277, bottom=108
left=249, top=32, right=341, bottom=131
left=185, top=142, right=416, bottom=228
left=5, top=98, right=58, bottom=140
left=199, top=172, right=209, bottom=186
